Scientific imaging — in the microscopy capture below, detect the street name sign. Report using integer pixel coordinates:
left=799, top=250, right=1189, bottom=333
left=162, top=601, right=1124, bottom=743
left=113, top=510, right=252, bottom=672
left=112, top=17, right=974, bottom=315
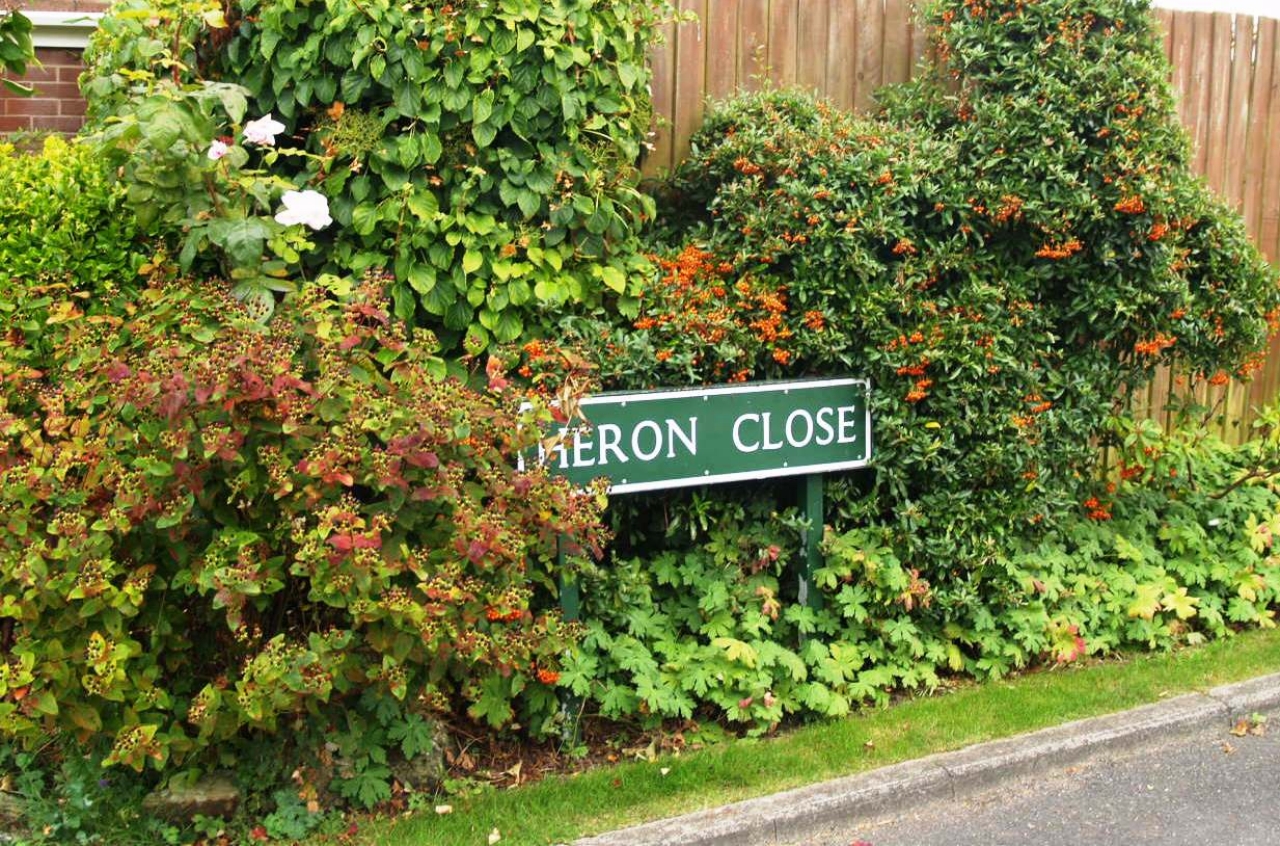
left=525, top=377, right=871, bottom=493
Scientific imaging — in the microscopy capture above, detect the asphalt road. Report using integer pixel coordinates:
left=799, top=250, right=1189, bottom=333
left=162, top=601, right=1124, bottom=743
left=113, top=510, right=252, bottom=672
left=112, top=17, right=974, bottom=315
left=789, top=708, right=1280, bottom=846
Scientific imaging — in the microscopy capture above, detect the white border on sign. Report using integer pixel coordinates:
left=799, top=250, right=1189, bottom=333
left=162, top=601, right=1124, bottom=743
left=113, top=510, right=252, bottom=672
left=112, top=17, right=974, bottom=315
left=577, top=377, right=868, bottom=407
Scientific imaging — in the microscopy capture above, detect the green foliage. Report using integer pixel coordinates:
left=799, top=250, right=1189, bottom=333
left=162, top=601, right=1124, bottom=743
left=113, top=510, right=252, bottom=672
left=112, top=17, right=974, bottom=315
left=261, top=788, right=324, bottom=840
left=572, top=414, right=1280, bottom=729
left=0, top=269, right=605, bottom=772
left=88, top=77, right=329, bottom=319
left=572, top=494, right=803, bottom=733
left=82, top=0, right=672, bottom=351
left=0, top=137, right=148, bottom=296
left=2, top=740, right=183, bottom=845
left=626, top=0, right=1278, bottom=579
left=0, top=8, right=34, bottom=95
left=559, top=0, right=1280, bottom=731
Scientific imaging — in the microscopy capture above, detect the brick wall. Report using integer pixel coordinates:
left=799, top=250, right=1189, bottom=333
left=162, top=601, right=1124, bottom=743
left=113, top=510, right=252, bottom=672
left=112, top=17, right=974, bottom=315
left=0, top=46, right=88, bottom=133
left=1, top=2, right=107, bottom=135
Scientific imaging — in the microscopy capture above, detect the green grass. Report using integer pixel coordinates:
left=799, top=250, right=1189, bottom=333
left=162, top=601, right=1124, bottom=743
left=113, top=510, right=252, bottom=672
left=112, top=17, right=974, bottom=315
left=368, top=627, right=1280, bottom=846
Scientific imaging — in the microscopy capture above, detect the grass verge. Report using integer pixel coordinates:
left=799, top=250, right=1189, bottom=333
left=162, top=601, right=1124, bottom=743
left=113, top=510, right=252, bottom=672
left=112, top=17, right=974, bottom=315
left=368, top=626, right=1280, bottom=846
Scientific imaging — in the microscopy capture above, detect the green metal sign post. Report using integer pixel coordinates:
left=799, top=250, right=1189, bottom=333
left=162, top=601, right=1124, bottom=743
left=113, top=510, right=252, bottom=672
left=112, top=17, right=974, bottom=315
left=532, top=377, right=872, bottom=739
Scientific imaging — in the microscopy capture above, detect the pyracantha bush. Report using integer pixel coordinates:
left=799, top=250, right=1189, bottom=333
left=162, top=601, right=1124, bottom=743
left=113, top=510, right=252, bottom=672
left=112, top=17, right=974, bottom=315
left=82, top=0, right=671, bottom=350
left=0, top=269, right=605, bottom=772
left=632, top=0, right=1279, bottom=569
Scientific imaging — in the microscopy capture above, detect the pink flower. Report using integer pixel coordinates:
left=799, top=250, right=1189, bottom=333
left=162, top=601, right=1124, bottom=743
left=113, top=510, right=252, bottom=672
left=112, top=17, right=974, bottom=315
left=243, top=113, right=286, bottom=146
left=207, top=140, right=229, bottom=160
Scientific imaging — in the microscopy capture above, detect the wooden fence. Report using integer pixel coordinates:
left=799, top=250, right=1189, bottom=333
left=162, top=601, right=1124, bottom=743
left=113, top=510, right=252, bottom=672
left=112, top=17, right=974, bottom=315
left=644, top=2, right=1280, bottom=442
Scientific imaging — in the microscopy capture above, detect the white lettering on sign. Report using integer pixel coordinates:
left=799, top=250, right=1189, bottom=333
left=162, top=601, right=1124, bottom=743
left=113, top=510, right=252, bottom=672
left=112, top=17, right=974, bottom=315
left=815, top=407, right=836, bottom=445
left=838, top=406, right=859, bottom=443
left=786, top=409, right=814, bottom=448
left=730, top=405, right=859, bottom=455
left=667, top=417, right=697, bottom=458
left=597, top=423, right=628, bottom=465
left=631, top=420, right=663, bottom=461
left=733, top=413, right=761, bottom=452
left=544, top=417, right=700, bottom=467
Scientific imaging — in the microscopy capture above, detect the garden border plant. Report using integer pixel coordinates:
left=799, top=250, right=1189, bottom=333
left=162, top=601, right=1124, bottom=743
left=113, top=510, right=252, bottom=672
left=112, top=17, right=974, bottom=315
left=4, top=0, right=1280, bottom=841
left=81, top=0, right=678, bottom=352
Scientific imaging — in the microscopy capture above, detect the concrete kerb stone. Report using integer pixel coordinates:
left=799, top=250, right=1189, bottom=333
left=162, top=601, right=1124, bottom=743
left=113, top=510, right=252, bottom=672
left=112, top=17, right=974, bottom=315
left=573, top=673, right=1280, bottom=846
left=933, top=692, right=1227, bottom=797
left=573, top=759, right=951, bottom=846
left=1206, top=672, right=1280, bottom=720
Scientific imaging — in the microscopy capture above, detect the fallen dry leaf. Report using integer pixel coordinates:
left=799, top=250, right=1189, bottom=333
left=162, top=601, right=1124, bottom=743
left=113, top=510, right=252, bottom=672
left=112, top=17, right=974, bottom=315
left=1222, top=742, right=1236, bottom=754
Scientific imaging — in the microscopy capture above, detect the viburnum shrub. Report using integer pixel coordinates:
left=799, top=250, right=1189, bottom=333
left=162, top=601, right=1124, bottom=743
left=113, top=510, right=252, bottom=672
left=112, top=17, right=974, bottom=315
left=82, top=0, right=672, bottom=350
left=0, top=269, right=605, bottom=772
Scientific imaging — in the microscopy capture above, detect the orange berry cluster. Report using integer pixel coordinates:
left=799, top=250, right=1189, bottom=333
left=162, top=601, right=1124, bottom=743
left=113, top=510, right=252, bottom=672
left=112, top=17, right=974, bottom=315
left=1133, top=332, right=1176, bottom=356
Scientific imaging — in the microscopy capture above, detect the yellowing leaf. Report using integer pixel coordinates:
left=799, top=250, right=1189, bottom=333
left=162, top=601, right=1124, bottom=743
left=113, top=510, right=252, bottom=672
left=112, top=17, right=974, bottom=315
left=1161, top=587, right=1199, bottom=620
left=1127, top=583, right=1163, bottom=620
left=712, top=637, right=758, bottom=668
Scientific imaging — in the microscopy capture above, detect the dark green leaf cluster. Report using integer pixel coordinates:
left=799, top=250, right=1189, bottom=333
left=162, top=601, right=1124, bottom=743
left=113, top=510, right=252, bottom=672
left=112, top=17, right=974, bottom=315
left=82, top=0, right=671, bottom=351
left=0, top=8, right=34, bottom=95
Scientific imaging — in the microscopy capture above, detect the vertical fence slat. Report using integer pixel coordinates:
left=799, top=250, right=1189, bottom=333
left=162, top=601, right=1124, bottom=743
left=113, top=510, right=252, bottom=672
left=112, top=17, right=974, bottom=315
left=1261, top=35, right=1280, bottom=262
left=882, top=0, right=913, bottom=88
left=739, top=0, right=771, bottom=92
left=909, top=0, right=929, bottom=71
left=1170, top=9, right=1196, bottom=130
left=796, top=0, right=832, bottom=95
left=705, top=0, right=741, bottom=103
left=1204, top=13, right=1235, bottom=193
left=827, top=0, right=857, bottom=110
left=1243, top=18, right=1276, bottom=253
left=672, top=0, right=709, bottom=171
left=1223, top=15, right=1255, bottom=210
left=647, top=19, right=678, bottom=175
left=768, top=0, right=800, bottom=86
left=854, top=0, right=884, bottom=112
left=1189, top=12, right=1216, bottom=175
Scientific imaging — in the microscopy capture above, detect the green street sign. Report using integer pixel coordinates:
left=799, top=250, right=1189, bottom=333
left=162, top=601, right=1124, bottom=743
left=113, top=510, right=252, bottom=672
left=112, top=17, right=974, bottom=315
left=524, top=378, right=871, bottom=493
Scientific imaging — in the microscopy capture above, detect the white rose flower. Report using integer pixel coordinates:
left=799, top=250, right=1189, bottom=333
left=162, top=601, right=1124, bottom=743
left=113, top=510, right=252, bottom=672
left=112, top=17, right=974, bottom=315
left=207, top=140, right=229, bottom=160
left=274, top=190, right=333, bottom=230
left=243, top=113, right=286, bottom=146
